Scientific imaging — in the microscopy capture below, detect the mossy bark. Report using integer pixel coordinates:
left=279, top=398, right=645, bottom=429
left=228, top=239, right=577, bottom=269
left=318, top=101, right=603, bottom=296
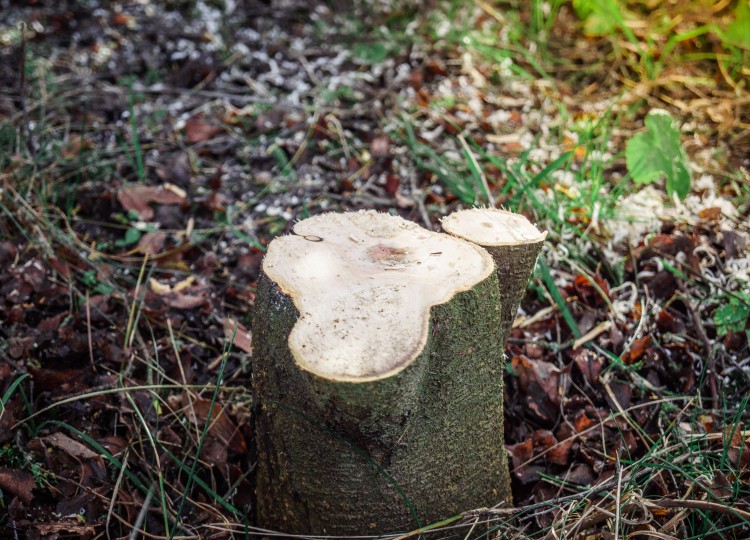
left=252, top=270, right=512, bottom=535
left=482, top=242, right=545, bottom=337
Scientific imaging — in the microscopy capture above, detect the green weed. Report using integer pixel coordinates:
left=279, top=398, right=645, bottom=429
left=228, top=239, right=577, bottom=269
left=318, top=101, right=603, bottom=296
left=0, top=443, right=50, bottom=488
left=1, top=374, right=29, bottom=416
left=713, top=287, right=750, bottom=341
left=626, top=109, right=691, bottom=199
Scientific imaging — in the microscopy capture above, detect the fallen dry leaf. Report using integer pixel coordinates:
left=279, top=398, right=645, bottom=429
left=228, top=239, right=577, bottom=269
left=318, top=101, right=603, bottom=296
left=699, top=206, right=722, bottom=220
left=571, top=348, right=604, bottom=384
left=704, top=469, right=733, bottom=500
left=183, top=396, right=247, bottom=454
left=172, top=275, right=196, bottom=292
left=530, top=483, right=560, bottom=529
left=725, top=423, right=750, bottom=469
left=148, top=277, right=208, bottom=309
left=566, top=463, right=595, bottom=486
left=572, top=273, right=610, bottom=308
left=22, top=258, right=47, bottom=292
left=42, top=432, right=100, bottom=460
left=573, top=409, right=595, bottom=433
left=117, top=184, right=186, bottom=221
left=185, top=116, right=223, bottom=143
left=656, top=309, right=685, bottom=334
left=49, top=258, right=72, bottom=280
left=203, top=439, right=228, bottom=465
left=30, top=523, right=96, bottom=540
left=96, top=435, right=127, bottom=457
left=513, top=355, right=567, bottom=406
left=60, top=134, right=93, bottom=160
left=605, top=380, right=632, bottom=410
left=641, top=233, right=699, bottom=271
left=111, top=12, right=133, bottom=26
left=149, top=277, right=172, bottom=295
left=28, top=366, right=86, bottom=393
left=164, top=290, right=207, bottom=309
left=507, top=438, right=532, bottom=466
left=698, top=413, right=716, bottom=433
left=0, top=240, right=18, bottom=265
left=202, top=191, right=228, bottom=212
left=507, top=438, right=541, bottom=484
left=545, top=437, right=574, bottom=466
left=723, top=230, right=747, bottom=259
left=225, top=318, right=252, bottom=354
left=622, top=335, right=652, bottom=364
left=385, top=174, right=400, bottom=196
left=136, top=231, right=168, bottom=256
left=0, top=467, right=35, bottom=504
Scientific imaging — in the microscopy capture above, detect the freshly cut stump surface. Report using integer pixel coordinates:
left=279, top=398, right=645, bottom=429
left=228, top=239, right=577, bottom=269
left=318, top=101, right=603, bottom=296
left=262, top=210, right=494, bottom=381
left=253, top=210, right=530, bottom=536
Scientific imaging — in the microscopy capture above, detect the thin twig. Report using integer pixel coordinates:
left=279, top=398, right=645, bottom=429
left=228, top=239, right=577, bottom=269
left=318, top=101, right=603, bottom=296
left=18, top=22, right=34, bottom=158
left=572, top=320, right=612, bottom=349
left=463, top=466, right=655, bottom=520
left=9, top=516, right=19, bottom=540
left=614, top=452, right=623, bottom=540
left=107, top=450, right=129, bottom=540
left=474, top=0, right=506, bottom=24
left=653, top=498, right=750, bottom=521
left=678, top=279, right=718, bottom=409
left=129, top=483, right=155, bottom=540
left=85, top=290, right=97, bottom=371
left=458, top=134, right=495, bottom=207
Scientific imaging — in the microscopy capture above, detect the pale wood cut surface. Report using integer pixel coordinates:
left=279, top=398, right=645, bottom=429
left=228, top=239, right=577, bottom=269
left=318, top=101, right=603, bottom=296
left=441, top=207, right=547, bottom=246
left=261, top=210, right=494, bottom=381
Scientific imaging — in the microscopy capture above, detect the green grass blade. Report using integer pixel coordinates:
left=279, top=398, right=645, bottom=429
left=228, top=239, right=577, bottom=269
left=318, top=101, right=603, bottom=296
left=128, top=84, right=145, bottom=182
left=537, top=256, right=581, bottom=339
left=159, top=446, right=241, bottom=515
left=42, top=420, right=150, bottom=495
left=170, top=327, right=236, bottom=538
left=1, top=373, right=30, bottom=413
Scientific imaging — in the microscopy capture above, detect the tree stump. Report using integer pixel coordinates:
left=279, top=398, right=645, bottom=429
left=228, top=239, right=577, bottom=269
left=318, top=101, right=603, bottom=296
left=252, top=209, right=544, bottom=535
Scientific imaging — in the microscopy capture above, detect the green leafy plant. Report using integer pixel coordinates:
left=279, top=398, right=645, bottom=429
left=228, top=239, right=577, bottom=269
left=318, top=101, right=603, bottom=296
left=723, top=0, right=750, bottom=50
left=80, top=270, right=115, bottom=295
left=351, top=42, right=391, bottom=64
left=572, top=0, right=624, bottom=37
left=108, top=210, right=158, bottom=249
left=0, top=444, right=50, bottom=487
left=626, top=109, right=691, bottom=199
left=114, top=226, right=142, bottom=247
left=713, top=288, right=750, bottom=340
left=571, top=0, right=749, bottom=83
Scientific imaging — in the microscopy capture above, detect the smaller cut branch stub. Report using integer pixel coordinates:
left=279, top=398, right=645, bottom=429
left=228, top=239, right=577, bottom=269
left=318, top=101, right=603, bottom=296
left=442, top=208, right=547, bottom=336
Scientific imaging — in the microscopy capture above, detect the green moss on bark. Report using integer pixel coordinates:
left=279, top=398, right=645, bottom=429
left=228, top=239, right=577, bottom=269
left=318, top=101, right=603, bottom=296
left=486, top=242, right=545, bottom=337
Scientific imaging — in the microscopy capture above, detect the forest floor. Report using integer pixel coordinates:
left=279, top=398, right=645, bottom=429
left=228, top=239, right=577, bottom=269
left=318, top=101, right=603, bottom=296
left=0, top=0, right=749, bottom=538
